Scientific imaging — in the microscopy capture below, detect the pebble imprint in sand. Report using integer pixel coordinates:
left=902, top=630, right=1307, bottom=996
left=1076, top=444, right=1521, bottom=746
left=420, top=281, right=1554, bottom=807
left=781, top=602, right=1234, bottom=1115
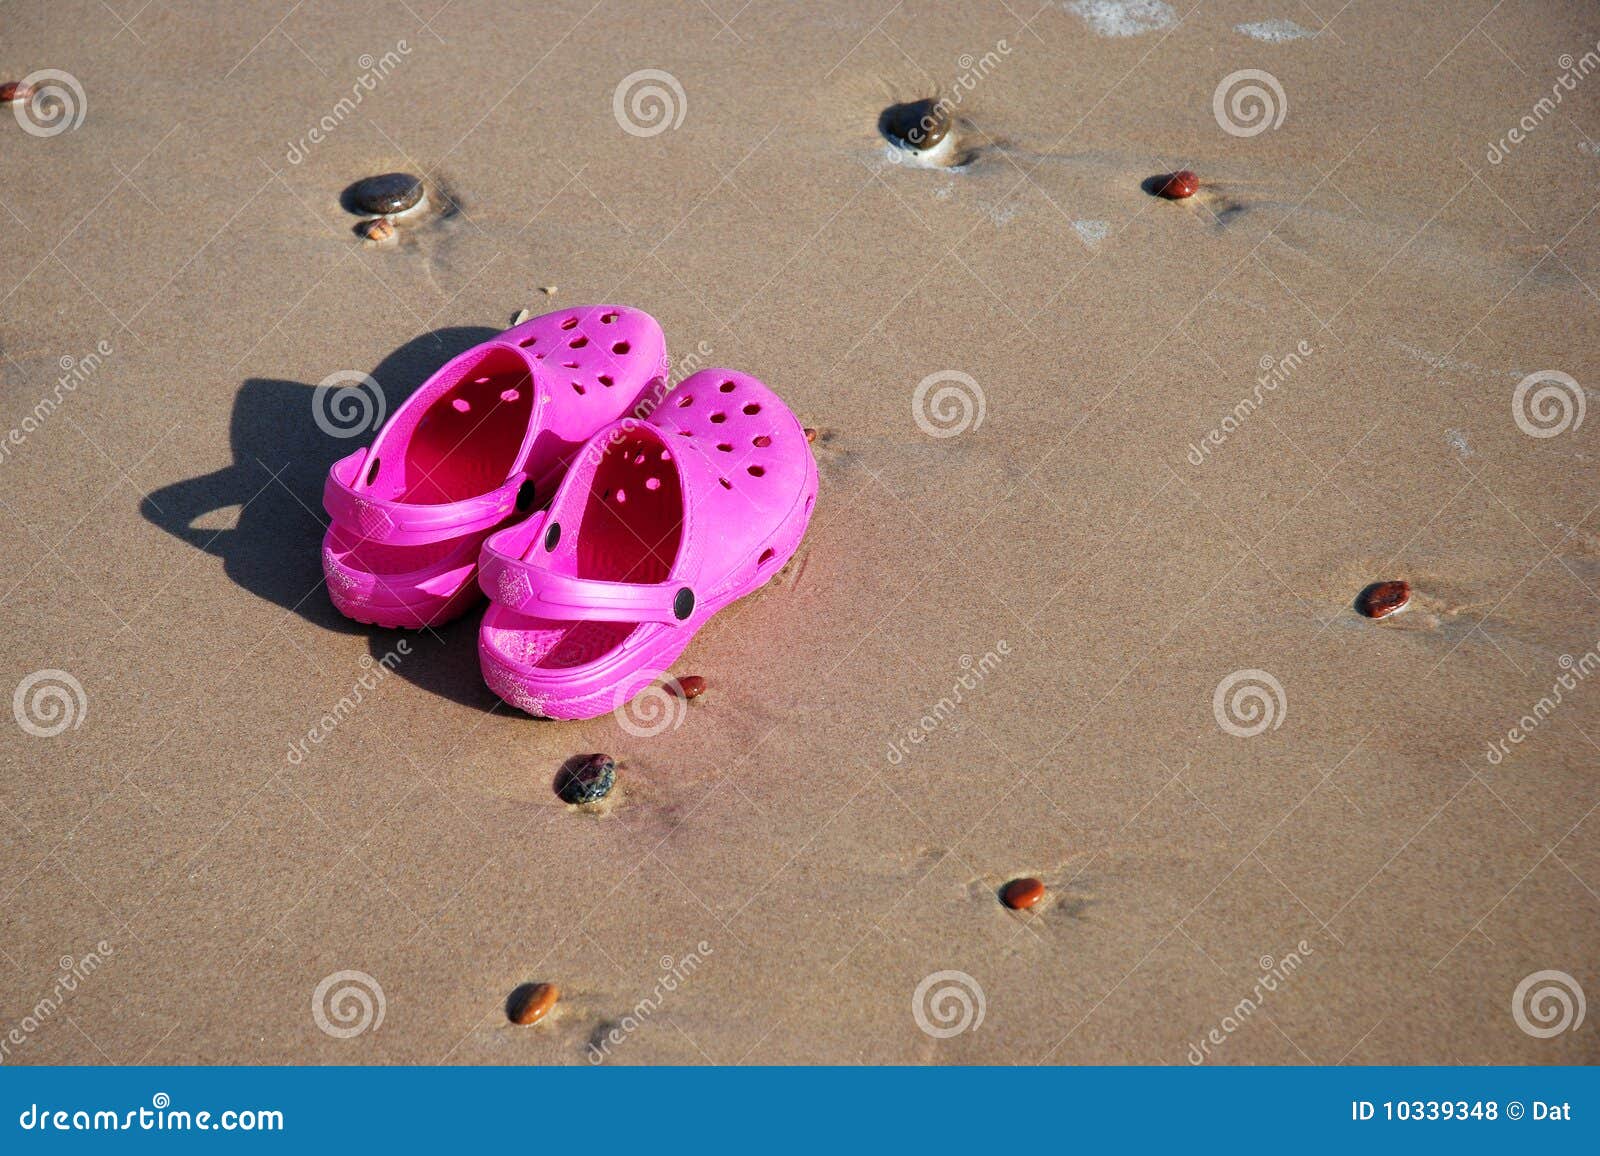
left=1356, top=580, right=1411, bottom=619
left=0, top=81, right=31, bottom=103
left=1000, top=877, right=1046, bottom=910
left=880, top=98, right=950, bottom=153
left=506, top=982, right=559, bottom=1026
left=1155, top=170, right=1199, bottom=199
left=347, top=172, right=425, bottom=216
left=557, top=754, right=616, bottom=804
left=672, top=675, right=708, bottom=700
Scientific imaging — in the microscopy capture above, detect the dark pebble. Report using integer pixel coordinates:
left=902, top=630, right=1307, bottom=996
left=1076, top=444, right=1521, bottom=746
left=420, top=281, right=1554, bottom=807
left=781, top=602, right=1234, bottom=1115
left=881, top=99, right=950, bottom=152
left=506, top=982, right=559, bottom=1026
left=1156, top=170, right=1199, bottom=199
left=1356, top=580, right=1410, bottom=619
left=347, top=172, right=424, bottom=216
left=1000, top=877, right=1046, bottom=909
left=673, top=675, right=707, bottom=700
left=557, top=753, right=615, bottom=804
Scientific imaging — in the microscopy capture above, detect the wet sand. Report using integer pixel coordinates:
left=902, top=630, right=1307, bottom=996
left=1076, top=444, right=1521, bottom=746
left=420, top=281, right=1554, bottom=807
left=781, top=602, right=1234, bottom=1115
left=1, top=1, right=1597, bottom=1065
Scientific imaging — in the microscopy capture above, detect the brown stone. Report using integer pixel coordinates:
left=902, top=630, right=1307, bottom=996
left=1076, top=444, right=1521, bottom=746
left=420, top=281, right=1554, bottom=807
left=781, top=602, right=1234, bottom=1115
left=1356, top=580, right=1410, bottom=619
left=1157, top=170, right=1199, bottom=199
left=506, top=982, right=559, bottom=1025
left=674, top=675, right=707, bottom=700
left=1000, top=877, right=1046, bottom=910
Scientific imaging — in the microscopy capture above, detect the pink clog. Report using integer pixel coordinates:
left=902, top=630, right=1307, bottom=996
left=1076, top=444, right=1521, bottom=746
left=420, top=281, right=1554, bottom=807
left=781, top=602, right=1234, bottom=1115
left=476, top=368, right=818, bottom=719
left=322, top=306, right=667, bottom=628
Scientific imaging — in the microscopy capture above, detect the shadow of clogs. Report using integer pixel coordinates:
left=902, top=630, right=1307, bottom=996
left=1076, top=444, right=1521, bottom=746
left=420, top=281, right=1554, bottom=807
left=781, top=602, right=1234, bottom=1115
left=140, top=325, right=504, bottom=709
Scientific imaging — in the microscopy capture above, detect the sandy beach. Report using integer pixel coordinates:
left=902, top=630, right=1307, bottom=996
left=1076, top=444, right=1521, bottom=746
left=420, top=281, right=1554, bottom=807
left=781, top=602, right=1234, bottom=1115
left=1, top=0, right=1597, bottom=1065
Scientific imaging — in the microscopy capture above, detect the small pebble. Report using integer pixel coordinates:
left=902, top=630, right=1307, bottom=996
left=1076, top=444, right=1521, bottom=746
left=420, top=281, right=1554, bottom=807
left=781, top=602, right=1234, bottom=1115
left=362, top=218, right=396, bottom=243
left=1000, top=877, right=1046, bottom=910
left=348, top=172, right=424, bottom=216
left=557, top=753, right=615, bottom=804
left=673, top=675, right=707, bottom=700
left=540, top=286, right=557, bottom=296
left=511, top=307, right=532, bottom=326
left=1156, top=170, right=1199, bottom=200
left=882, top=98, right=950, bottom=152
left=0, top=81, right=31, bottom=103
left=506, top=981, right=559, bottom=1025
left=1356, top=580, right=1410, bottom=619
left=803, top=427, right=817, bottom=444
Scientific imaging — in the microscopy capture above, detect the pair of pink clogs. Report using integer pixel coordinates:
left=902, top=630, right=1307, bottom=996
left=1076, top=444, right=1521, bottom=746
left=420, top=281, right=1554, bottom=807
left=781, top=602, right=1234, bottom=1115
left=321, top=306, right=817, bottom=720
